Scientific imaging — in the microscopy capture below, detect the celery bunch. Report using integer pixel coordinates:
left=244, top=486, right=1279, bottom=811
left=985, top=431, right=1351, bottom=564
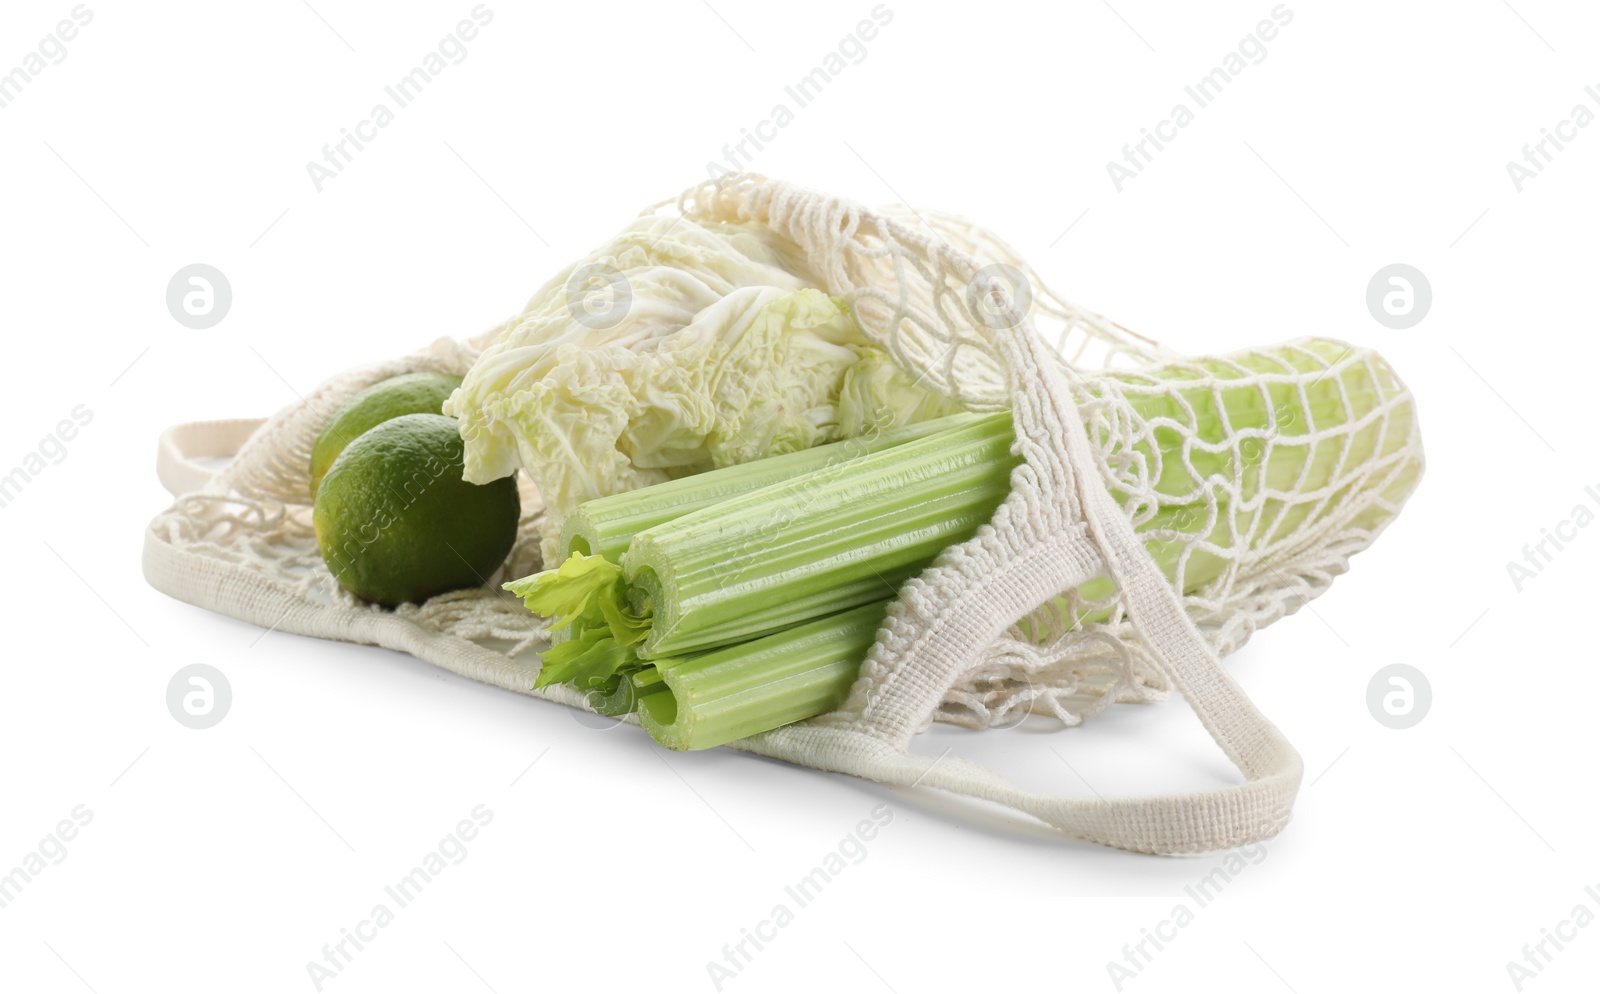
left=506, top=412, right=1016, bottom=718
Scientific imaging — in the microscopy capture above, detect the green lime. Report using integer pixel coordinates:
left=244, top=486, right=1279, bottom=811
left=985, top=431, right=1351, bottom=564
left=313, top=413, right=520, bottom=607
left=310, top=372, right=463, bottom=497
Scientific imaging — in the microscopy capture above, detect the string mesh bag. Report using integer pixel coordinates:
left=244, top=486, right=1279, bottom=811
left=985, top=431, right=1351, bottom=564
left=144, top=173, right=1423, bottom=853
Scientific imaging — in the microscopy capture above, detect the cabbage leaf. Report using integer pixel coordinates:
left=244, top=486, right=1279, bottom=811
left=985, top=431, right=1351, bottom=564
left=447, top=216, right=962, bottom=557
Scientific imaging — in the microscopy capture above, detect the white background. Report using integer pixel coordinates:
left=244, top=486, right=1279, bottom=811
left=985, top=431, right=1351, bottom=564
left=1, top=0, right=1595, bottom=991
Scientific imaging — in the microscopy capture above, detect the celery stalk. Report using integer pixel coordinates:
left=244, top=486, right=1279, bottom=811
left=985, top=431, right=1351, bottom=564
left=561, top=411, right=989, bottom=561
left=636, top=603, right=885, bottom=750
left=623, top=413, right=1018, bottom=657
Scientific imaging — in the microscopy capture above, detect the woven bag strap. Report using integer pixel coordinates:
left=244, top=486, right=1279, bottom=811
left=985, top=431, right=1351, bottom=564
left=822, top=269, right=1303, bottom=853
left=156, top=419, right=266, bottom=496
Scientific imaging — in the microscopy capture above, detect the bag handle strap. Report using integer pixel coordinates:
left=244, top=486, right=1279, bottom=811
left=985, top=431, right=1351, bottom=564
left=834, top=513, right=1302, bottom=853
left=156, top=418, right=265, bottom=496
left=829, top=277, right=1302, bottom=853
left=1021, top=312, right=1304, bottom=786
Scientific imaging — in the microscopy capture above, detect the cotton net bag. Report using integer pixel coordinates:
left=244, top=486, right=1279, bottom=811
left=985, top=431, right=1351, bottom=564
left=144, top=173, right=1423, bottom=853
